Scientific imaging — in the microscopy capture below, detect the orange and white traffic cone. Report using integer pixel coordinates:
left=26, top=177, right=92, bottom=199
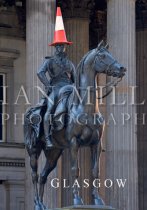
left=48, top=7, right=72, bottom=46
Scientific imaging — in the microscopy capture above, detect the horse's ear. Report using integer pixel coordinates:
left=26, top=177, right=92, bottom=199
left=105, top=43, right=109, bottom=49
left=97, top=40, right=104, bottom=50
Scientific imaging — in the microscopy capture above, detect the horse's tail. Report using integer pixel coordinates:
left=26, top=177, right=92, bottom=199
left=24, top=108, right=39, bottom=149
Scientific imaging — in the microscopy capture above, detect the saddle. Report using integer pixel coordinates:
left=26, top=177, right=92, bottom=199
left=24, top=85, right=74, bottom=139
left=52, top=85, right=74, bottom=131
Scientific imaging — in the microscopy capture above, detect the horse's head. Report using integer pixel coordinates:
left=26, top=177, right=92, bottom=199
left=93, top=40, right=126, bottom=78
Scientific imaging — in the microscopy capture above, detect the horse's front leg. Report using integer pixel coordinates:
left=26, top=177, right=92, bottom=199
left=70, top=137, right=83, bottom=205
left=90, top=142, right=105, bottom=205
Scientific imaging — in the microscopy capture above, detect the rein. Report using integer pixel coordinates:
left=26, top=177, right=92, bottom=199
left=97, top=77, right=122, bottom=99
left=76, top=77, right=122, bottom=99
left=76, top=47, right=124, bottom=100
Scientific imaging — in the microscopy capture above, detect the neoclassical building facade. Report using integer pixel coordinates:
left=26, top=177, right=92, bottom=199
left=0, top=0, right=147, bottom=210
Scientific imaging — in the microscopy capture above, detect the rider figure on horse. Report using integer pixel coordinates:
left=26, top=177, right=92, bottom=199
left=37, top=7, right=75, bottom=148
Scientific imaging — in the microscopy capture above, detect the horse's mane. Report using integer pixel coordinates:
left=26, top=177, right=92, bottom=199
left=76, top=49, right=96, bottom=88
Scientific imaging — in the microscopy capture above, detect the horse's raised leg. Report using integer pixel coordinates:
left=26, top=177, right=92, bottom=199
left=38, top=148, right=62, bottom=209
left=70, top=137, right=83, bottom=205
left=90, top=141, right=105, bottom=205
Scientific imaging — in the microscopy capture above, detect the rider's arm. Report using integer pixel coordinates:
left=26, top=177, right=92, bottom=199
left=37, top=59, right=50, bottom=87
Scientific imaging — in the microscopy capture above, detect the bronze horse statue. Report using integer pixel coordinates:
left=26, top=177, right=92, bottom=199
left=24, top=41, right=126, bottom=210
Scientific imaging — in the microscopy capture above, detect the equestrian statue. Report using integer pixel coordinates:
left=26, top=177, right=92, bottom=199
left=24, top=7, right=126, bottom=210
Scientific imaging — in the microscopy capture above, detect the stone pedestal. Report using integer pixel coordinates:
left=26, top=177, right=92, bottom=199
left=106, top=0, right=138, bottom=210
left=55, top=205, right=115, bottom=210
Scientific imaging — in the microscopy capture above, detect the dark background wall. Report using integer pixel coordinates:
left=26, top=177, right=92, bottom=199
left=136, top=1, right=147, bottom=210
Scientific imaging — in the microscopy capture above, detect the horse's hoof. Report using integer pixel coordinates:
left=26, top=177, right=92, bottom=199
left=73, top=196, right=84, bottom=205
left=94, top=197, right=105, bottom=205
left=39, top=201, right=47, bottom=210
left=34, top=200, right=46, bottom=210
left=34, top=204, right=42, bottom=210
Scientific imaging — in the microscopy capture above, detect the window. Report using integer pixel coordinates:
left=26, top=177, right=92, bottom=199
left=0, top=74, right=6, bottom=141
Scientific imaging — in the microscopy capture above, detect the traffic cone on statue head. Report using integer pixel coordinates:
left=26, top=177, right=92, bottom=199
left=48, top=7, right=72, bottom=46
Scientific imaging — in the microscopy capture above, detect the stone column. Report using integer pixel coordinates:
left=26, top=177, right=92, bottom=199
left=64, top=18, right=89, bottom=65
left=25, top=1, right=61, bottom=210
left=61, top=1, right=93, bottom=65
left=106, top=1, right=138, bottom=210
left=26, top=0, right=55, bottom=103
left=59, top=1, right=94, bottom=206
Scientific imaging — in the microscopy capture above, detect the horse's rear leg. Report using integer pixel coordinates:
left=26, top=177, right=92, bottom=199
left=29, top=153, right=40, bottom=206
left=39, top=149, right=62, bottom=207
left=70, top=137, right=83, bottom=205
left=90, top=141, right=105, bottom=205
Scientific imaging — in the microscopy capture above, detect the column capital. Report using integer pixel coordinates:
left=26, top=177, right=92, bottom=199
left=58, top=0, right=95, bottom=19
